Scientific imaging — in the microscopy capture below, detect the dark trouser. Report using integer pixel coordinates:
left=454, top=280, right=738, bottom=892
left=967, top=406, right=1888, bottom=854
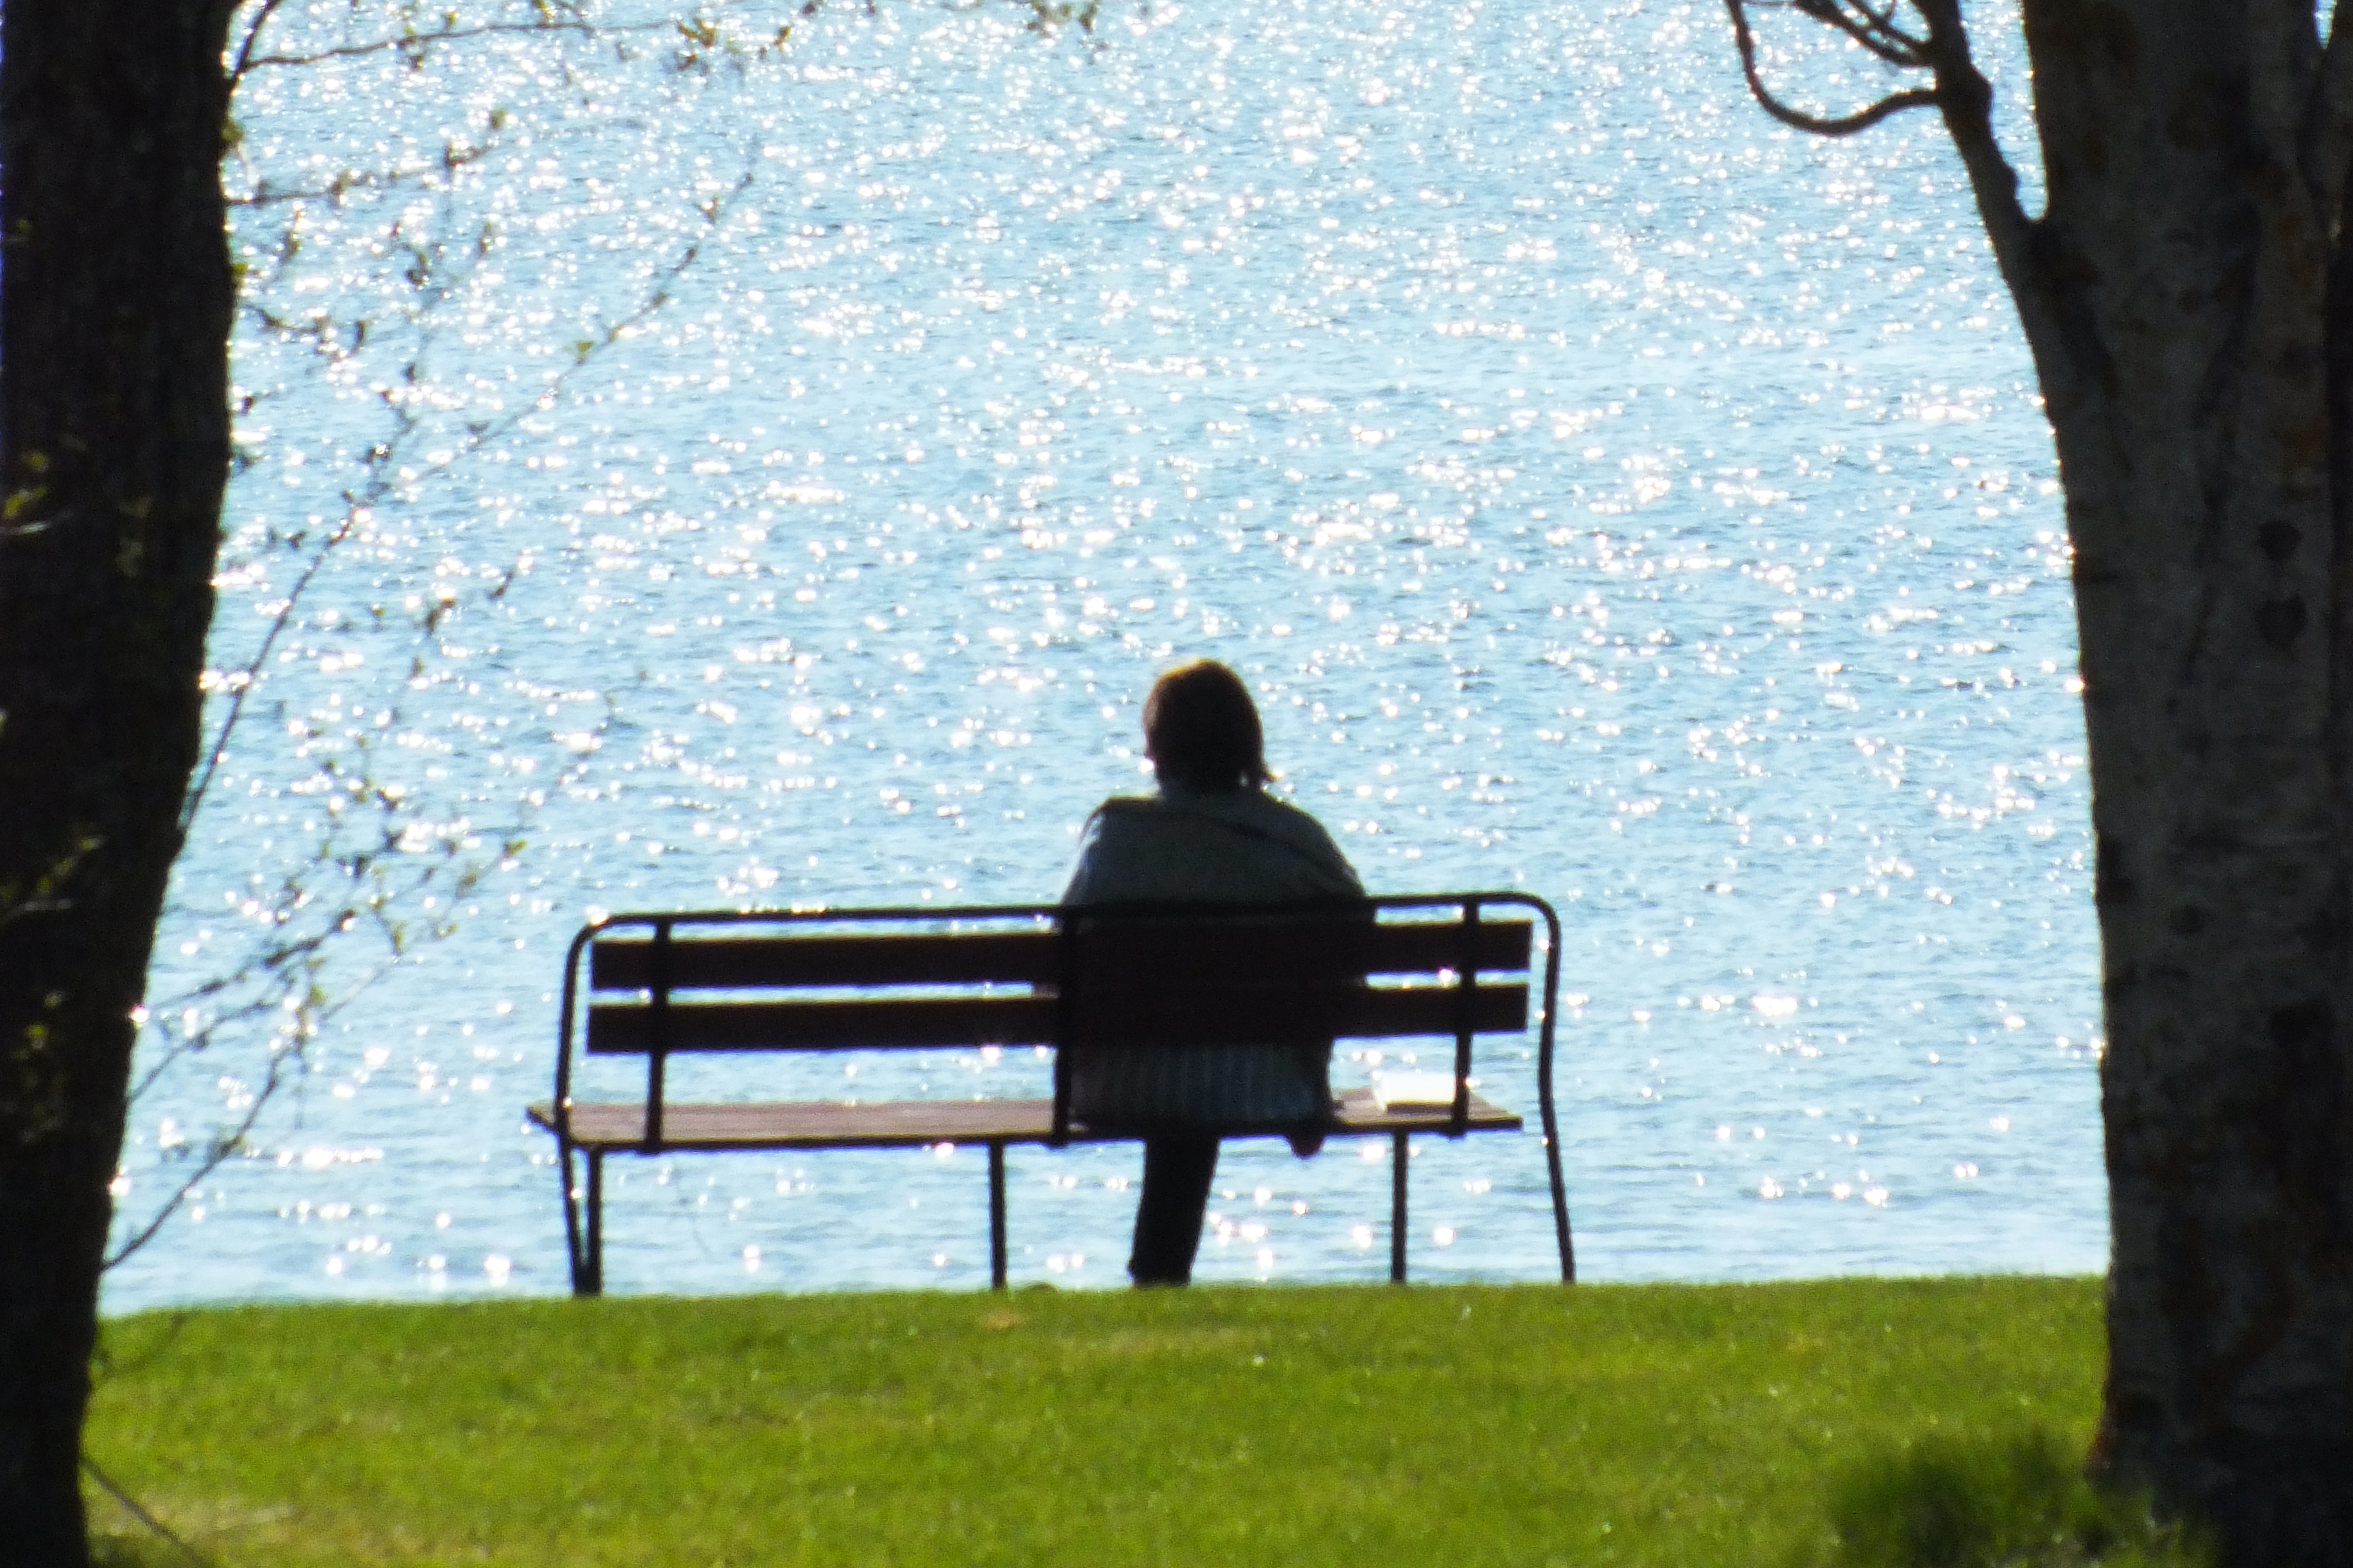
left=1129, top=1134, right=1220, bottom=1286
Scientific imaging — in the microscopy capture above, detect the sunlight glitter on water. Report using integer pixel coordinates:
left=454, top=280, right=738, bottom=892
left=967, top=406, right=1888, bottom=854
left=105, top=0, right=2100, bottom=1309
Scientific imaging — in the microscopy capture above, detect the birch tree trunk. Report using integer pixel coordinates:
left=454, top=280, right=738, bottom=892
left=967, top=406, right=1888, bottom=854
left=0, top=0, right=237, bottom=1558
left=1729, top=0, right=2353, bottom=1557
left=2030, top=4, right=2353, bottom=1554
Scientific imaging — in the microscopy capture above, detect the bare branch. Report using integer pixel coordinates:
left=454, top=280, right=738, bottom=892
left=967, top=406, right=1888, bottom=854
left=228, top=0, right=295, bottom=86
left=1724, top=0, right=2071, bottom=388
left=1725, top=0, right=1938, bottom=138
left=80, top=1454, right=212, bottom=1568
left=90, top=1309, right=198, bottom=1384
left=1910, top=0, right=2037, bottom=290
left=1841, top=0, right=1929, bottom=54
left=177, top=498, right=369, bottom=836
left=228, top=136, right=500, bottom=208
left=130, top=897, right=385, bottom=1105
left=231, top=3, right=763, bottom=85
left=236, top=16, right=601, bottom=75
left=184, top=154, right=756, bottom=834
left=1783, top=0, right=1927, bottom=66
left=226, top=113, right=647, bottom=210
left=0, top=832, right=101, bottom=941
left=105, top=1042, right=295, bottom=1270
left=148, top=10, right=768, bottom=1279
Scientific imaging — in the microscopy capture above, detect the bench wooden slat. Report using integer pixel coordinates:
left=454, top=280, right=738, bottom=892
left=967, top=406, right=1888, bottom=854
left=587, top=994, right=1056, bottom=1054
left=528, top=1087, right=1520, bottom=1152
left=1060, top=914, right=1528, bottom=1044
left=1329, top=1085, right=1523, bottom=1134
left=583, top=983, right=1526, bottom=1056
left=1049, top=916, right=1532, bottom=986
left=1065, top=981, right=1528, bottom=1047
left=533, top=1097, right=1063, bottom=1149
left=1348, top=982, right=1528, bottom=1037
left=591, top=929, right=1057, bottom=992
left=1361, top=916, right=1530, bottom=973
left=585, top=917, right=1532, bottom=996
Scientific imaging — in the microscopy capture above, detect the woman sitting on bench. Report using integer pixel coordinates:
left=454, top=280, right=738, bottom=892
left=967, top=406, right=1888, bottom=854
left=1062, top=659, right=1363, bottom=1286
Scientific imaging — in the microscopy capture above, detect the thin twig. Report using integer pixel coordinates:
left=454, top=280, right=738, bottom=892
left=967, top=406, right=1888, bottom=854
left=90, top=1309, right=199, bottom=1386
left=231, top=0, right=600, bottom=84
left=1724, top=0, right=1940, bottom=137
left=177, top=503, right=368, bottom=836
left=1785, top=0, right=1927, bottom=65
left=233, top=4, right=756, bottom=83
left=107, top=1042, right=299, bottom=1270
left=81, top=1454, right=214, bottom=1568
left=129, top=908, right=356, bottom=1103
left=238, top=16, right=602, bottom=73
left=228, top=0, right=294, bottom=85
left=149, top=5, right=770, bottom=1268
left=1842, top=0, right=1927, bottom=52
left=228, top=138, right=500, bottom=208
left=189, top=154, right=752, bottom=820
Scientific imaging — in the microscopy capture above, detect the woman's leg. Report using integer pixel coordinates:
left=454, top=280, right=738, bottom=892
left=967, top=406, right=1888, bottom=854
left=1129, top=1134, right=1220, bottom=1285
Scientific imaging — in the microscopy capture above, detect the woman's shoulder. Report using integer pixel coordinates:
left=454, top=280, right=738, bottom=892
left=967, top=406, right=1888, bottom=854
left=1186, top=788, right=1361, bottom=890
left=1076, top=793, right=1184, bottom=854
left=1084, top=794, right=1166, bottom=834
left=1071, top=785, right=1360, bottom=902
left=1088, top=786, right=1338, bottom=854
left=1209, top=786, right=1341, bottom=842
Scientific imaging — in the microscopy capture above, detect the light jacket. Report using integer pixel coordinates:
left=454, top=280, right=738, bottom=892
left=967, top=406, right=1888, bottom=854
left=1060, top=784, right=1363, bottom=1128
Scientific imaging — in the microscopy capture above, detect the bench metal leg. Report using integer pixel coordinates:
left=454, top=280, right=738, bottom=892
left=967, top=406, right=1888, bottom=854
left=1391, top=1129, right=1410, bottom=1285
left=560, top=1140, right=586, bottom=1295
left=583, top=1150, right=606, bottom=1297
left=1545, top=1128, right=1575, bottom=1286
left=988, top=1141, right=1009, bottom=1290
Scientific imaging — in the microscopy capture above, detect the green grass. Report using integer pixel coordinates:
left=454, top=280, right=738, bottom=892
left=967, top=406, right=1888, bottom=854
left=86, top=1277, right=2182, bottom=1567
left=1820, top=1428, right=2212, bottom=1568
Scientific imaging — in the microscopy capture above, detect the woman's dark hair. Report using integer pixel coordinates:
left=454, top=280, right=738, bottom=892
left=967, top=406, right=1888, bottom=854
left=1144, top=659, right=1269, bottom=792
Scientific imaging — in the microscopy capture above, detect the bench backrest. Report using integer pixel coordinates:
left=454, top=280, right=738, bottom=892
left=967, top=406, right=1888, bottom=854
left=1055, top=909, right=1529, bottom=1045
left=558, top=894, right=1556, bottom=1142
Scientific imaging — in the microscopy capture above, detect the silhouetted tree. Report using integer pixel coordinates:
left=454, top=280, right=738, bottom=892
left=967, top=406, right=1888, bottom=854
left=0, top=1, right=241, bottom=1557
left=1723, top=0, right=2353, bottom=1560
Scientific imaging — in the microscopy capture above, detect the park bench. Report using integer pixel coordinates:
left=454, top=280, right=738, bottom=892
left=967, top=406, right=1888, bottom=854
left=528, top=891, right=1571, bottom=1294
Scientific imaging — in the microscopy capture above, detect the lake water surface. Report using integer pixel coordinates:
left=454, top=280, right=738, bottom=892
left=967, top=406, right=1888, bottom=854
left=104, top=0, right=2101, bottom=1309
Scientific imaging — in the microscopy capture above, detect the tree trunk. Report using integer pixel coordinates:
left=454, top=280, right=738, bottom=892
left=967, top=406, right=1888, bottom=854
left=0, top=1, right=236, bottom=1559
left=2005, top=1, right=2353, bottom=1558
left=1733, top=0, right=2353, bottom=1553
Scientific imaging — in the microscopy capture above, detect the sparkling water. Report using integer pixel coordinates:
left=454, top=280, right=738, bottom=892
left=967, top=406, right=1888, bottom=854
left=103, top=0, right=2098, bottom=1308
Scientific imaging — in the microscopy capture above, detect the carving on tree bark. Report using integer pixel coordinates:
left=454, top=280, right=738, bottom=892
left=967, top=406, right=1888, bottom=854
left=1724, top=0, right=2353, bottom=1559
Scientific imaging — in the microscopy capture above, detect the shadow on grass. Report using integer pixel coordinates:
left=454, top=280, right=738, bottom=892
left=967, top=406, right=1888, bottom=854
left=1816, top=1431, right=2214, bottom=1568
left=91, top=1537, right=200, bottom=1568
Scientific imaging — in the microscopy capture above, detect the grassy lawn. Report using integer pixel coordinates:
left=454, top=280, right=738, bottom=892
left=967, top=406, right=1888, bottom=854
left=88, top=1277, right=2123, bottom=1567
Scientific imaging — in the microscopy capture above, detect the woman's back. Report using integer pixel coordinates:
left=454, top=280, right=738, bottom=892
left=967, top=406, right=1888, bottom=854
left=1062, top=786, right=1361, bottom=907
left=1059, top=657, right=1361, bottom=1284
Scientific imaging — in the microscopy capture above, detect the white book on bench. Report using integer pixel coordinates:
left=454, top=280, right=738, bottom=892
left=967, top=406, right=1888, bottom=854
left=1369, top=1070, right=1462, bottom=1112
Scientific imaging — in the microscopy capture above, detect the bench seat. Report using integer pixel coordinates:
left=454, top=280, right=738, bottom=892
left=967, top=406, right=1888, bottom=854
left=528, top=1085, right=1522, bottom=1153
